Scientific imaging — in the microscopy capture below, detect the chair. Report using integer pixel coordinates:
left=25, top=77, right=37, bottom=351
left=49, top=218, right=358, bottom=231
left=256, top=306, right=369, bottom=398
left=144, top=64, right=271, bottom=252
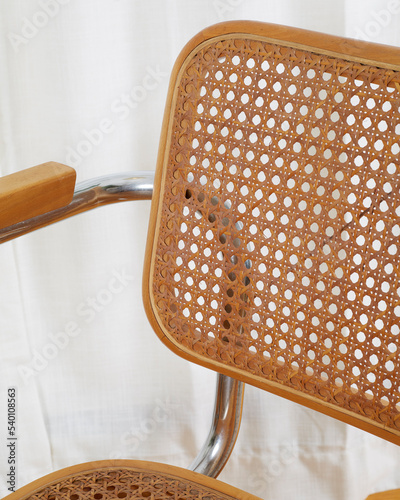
left=1, top=20, right=400, bottom=500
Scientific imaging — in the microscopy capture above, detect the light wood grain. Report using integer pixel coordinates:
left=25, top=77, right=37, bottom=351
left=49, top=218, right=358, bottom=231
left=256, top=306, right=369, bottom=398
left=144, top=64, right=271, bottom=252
left=2, top=460, right=260, bottom=500
left=0, top=162, right=76, bottom=229
left=187, top=21, right=400, bottom=72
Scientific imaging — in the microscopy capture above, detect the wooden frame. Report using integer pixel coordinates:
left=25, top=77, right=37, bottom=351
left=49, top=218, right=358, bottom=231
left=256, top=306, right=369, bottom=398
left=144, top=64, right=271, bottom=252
left=3, top=460, right=260, bottom=500
left=143, top=21, right=400, bottom=445
left=0, top=162, right=76, bottom=229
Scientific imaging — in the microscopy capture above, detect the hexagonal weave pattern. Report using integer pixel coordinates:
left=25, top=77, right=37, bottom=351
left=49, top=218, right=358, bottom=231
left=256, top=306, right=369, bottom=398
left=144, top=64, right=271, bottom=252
left=18, top=467, right=241, bottom=500
left=151, top=35, right=400, bottom=436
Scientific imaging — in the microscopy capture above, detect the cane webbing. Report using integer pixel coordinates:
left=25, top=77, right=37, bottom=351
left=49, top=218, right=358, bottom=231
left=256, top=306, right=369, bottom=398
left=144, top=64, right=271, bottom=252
left=147, top=29, right=400, bottom=440
left=10, top=464, right=255, bottom=500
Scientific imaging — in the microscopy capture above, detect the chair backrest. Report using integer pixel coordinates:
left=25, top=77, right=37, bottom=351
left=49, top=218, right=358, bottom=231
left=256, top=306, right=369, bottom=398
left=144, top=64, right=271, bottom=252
left=143, top=21, right=400, bottom=445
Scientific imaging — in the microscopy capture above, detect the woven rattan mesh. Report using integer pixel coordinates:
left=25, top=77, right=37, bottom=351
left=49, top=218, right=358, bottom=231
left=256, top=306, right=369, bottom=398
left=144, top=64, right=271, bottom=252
left=151, top=36, right=400, bottom=434
left=20, top=467, right=239, bottom=500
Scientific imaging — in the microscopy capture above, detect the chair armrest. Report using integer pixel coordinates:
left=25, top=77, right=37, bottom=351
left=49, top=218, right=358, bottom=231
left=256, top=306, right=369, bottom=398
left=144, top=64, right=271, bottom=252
left=0, top=169, right=154, bottom=243
left=0, top=162, right=76, bottom=229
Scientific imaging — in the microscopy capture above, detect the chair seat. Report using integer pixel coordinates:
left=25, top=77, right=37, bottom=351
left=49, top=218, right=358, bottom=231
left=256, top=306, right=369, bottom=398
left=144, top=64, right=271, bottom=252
left=3, top=460, right=260, bottom=500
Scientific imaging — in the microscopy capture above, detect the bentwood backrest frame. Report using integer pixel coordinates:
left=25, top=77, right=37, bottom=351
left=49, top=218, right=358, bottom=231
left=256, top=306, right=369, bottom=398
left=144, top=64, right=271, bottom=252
left=143, top=21, right=400, bottom=445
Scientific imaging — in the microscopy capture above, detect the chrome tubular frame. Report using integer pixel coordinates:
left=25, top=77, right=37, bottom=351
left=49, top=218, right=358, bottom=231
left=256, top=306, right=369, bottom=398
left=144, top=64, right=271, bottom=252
left=189, top=374, right=245, bottom=478
left=0, top=171, right=154, bottom=243
left=0, top=170, right=245, bottom=478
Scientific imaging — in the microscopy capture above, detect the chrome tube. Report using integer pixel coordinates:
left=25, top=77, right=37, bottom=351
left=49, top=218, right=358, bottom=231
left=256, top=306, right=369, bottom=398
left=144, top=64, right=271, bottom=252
left=1, top=170, right=245, bottom=479
left=189, top=374, right=245, bottom=478
left=0, top=171, right=154, bottom=243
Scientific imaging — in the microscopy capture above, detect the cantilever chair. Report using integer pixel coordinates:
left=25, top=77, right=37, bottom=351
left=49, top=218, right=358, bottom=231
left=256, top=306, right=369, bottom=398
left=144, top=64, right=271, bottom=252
left=2, top=20, right=400, bottom=500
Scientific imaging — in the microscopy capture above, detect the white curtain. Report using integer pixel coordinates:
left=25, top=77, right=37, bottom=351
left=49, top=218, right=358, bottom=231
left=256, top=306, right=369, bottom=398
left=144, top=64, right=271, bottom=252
left=0, top=1, right=400, bottom=498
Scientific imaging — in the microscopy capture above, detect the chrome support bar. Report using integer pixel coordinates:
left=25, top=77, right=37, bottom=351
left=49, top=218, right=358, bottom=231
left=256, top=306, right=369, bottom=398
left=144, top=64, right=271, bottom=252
left=0, top=171, right=154, bottom=243
left=189, top=374, right=245, bottom=478
left=0, top=170, right=245, bottom=479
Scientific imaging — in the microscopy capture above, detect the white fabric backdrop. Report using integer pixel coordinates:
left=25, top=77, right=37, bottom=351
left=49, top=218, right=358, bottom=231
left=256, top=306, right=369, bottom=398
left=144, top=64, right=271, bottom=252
left=0, top=1, right=400, bottom=498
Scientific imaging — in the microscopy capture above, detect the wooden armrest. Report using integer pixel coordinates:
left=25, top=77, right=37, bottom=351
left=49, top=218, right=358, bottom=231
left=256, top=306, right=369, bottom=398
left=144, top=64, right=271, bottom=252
left=0, top=162, right=76, bottom=229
